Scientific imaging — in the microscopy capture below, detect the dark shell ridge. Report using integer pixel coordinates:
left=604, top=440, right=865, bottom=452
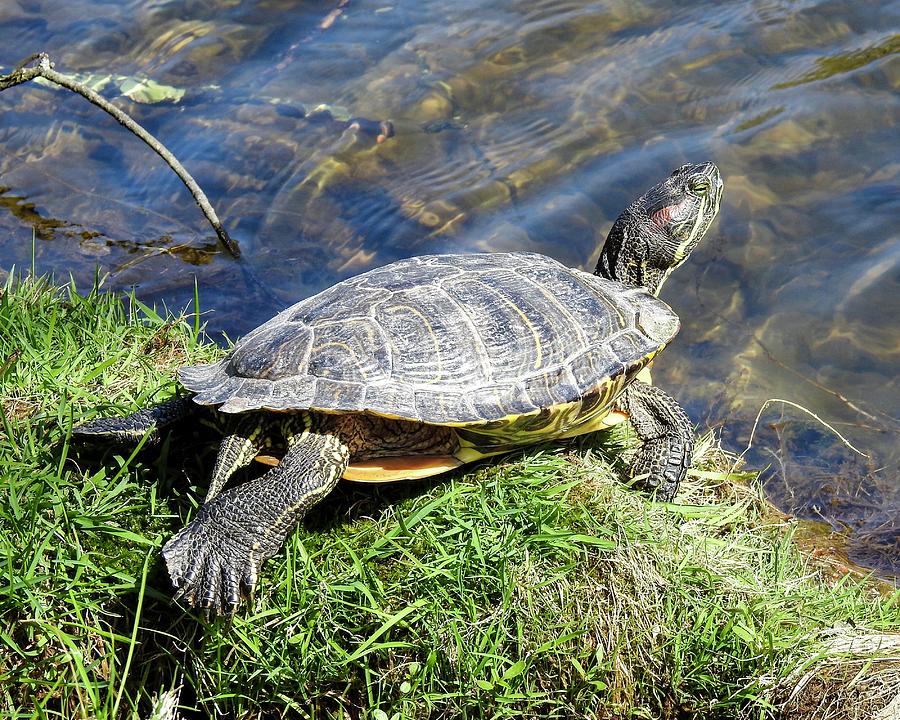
left=178, top=253, right=679, bottom=424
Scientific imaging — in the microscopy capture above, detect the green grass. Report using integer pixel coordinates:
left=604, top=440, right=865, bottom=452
left=1, top=270, right=898, bottom=719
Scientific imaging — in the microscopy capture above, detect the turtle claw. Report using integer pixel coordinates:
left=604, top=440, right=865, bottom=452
left=629, top=435, right=690, bottom=503
left=162, top=503, right=261, bottom=617
left=223, top=569, right=242, bottom=613
left=160, top=432, right=346, bottom=617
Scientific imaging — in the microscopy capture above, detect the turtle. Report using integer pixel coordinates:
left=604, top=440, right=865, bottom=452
left=74, top=161, right=723, bottom=615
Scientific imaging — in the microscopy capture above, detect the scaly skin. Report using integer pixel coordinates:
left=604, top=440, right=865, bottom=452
left=204, top=414, right=277, bottom=502
left=614, top=380, right=694, bottom=502
left=162, top=416, right=350, bottom=614
left=597, top=162, right=723, bottom=297
left=596, top=162, right=722, bottom=501
left=72, top=396, right=197, bottom=444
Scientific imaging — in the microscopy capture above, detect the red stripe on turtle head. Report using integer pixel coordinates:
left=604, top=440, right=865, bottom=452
left=650, top=205, right=673, bottom=227
left=650, top=197, right=689, bottom=228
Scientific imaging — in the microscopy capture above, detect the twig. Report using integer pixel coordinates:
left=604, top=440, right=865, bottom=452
left=0, top=53, right=241, bottom=258
left=752, top=337, right=891, bottom=426
left=272, top=0, right=352, bottom=73
left=746, top=398, right=868, bottom=458
left=320, top=0, right=350, bottom=30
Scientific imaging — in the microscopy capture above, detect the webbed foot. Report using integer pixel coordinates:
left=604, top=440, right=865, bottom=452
left=616, top=380, right=694, bottom=503
left=162, top=494, right=264, bottom=616
left=162, top=428, right=349, bottom=615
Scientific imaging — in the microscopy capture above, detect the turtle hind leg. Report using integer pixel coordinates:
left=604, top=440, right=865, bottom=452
left=73, top=396, right=198, bottom=445
left=615, top=380, right=694, bottom=502
left=162, top=417, right=350, bottom=615
left=205, top=413, right=277, bottom=502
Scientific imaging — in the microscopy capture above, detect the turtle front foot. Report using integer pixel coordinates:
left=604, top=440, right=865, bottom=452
left=629, top=435, right=691, bottom=503
left=162, top=430, right=349, bottom=616
left=616, top=380, right=693, bottom=503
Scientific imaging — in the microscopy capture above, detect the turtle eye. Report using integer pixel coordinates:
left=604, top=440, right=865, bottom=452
left=691, top=180, right=710, bottom=196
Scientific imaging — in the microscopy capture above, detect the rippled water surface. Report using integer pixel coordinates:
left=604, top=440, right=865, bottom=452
left=1, top=1, right=898, bottom=575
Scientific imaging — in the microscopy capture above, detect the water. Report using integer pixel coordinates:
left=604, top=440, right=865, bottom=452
left=0, top=0, right=897, bottom=576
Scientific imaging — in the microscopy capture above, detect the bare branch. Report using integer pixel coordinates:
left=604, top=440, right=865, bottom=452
left=0, top=53, right=241, bottom=258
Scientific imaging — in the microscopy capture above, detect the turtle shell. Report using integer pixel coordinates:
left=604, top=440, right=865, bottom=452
left=179, top=253, right=679, bottom=425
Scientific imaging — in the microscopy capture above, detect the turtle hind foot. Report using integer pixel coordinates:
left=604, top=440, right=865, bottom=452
left=162, top=505, right=252, bottom=617
left=162, top=477, right=288, bottom=616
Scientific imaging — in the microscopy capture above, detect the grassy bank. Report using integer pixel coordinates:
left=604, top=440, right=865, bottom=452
left=1, top=271, right=898, bottom=719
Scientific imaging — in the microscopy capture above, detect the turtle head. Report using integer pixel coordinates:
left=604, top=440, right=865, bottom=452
left=595, top=162, right=722, bottom=295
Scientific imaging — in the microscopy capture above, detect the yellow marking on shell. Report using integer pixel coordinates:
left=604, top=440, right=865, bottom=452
left=383, top=303, right=443, bottom=383
left=528, top=277, right=588, bottom=361
left=453, top=392, right=606, bottom=459
left=342, top=455, right=463, bottom=483
left=489, top=285, right=544, bottom=370
left=447, top=289, right=495, bottom=380
left=449, top=349, right=660, bottom=458
left=313, top=341, right=368, bottom=380
left=556, top=409, right=626, bottom=436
